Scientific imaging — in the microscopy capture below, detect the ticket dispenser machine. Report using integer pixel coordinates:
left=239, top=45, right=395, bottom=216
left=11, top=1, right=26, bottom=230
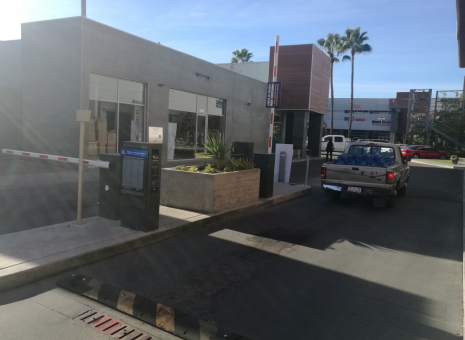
left=120, top=141, right=162, bottom=232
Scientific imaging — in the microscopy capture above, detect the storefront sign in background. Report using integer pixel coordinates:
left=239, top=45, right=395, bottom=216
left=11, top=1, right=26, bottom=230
left=324, top=113, right=391, bottom=131
left=266, top=82, right=282, bottom=108
left=148, top=126, right=163, bottom=143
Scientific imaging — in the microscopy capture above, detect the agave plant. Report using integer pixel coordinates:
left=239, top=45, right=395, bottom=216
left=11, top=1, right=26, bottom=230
left=195, top=133, right=235, bottom=170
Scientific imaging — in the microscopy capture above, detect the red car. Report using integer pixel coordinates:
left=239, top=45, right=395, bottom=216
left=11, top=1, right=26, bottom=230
left=401, top=145, right=450, bottom=159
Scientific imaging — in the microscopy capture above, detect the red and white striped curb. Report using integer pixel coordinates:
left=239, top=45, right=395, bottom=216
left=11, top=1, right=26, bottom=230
left=2, top=149, right=110, bottom=168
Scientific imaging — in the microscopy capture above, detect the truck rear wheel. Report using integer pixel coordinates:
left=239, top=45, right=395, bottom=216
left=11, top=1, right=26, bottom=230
left=331, top=192, right=341, bottom=200
left=386, top=195, right=396, bottom=208
left=397, top=185, right=406, bottom=197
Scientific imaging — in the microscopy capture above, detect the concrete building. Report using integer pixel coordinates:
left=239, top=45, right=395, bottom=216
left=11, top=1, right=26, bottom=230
left=0, top=16, right=331, bottom=165
left=0, top=16, right=271, bottom=165
left=218, top=44, right=331, bottom=157
left=324, top=98, right=393, bottom=141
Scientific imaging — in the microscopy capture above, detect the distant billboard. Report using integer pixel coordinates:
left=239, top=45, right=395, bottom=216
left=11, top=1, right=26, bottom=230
left=266, top=82, right=282, bottom=108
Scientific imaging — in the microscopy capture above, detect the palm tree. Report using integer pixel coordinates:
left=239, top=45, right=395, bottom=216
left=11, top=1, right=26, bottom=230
left=231, top=48, right=253, bottom=63
left=317, top=33, right=342, bottom=135
left=340, top=27, right=372, bottom=139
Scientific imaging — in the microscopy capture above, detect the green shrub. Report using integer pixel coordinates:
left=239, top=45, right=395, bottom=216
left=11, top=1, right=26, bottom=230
left=223, top=167, right=231, bottom=172
left=203, top=164, right=218, bottom=174
left=194, top=133, right=235, bottom=170
left=187, top=166, right=198, bottom=172
left=175, top=165, right=188, bottom=171
left=223, top=158, right=255, bottom=171
left=451, top=155, right=459, bottom=164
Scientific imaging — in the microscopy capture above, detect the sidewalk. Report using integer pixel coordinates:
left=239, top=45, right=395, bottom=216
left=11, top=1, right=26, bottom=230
left=410, top=158, right=465, bottom=169
left=0, top=182, right=311, bottom=292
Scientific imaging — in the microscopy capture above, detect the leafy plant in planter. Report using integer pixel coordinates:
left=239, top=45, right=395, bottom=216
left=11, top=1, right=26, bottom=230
left=451, top=155, right=459, bottom=164
left=195, top=133, right=236, bottom=170
left=223, top=158, right=255, bottom=171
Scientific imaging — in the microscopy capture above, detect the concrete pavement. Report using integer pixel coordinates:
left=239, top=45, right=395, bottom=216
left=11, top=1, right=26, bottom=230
left=45, top=165, right=462, bottom=340
left=0, top=181, right=311, bottom=292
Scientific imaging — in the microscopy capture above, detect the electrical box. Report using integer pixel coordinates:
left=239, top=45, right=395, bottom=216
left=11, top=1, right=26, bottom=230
left=120, top=141, right=162, bottom=232
left=253, top=153, right=275, bottom=198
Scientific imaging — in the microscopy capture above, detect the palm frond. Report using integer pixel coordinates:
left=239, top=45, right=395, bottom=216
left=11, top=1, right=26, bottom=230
left=342, top=55, right=351, bottom=62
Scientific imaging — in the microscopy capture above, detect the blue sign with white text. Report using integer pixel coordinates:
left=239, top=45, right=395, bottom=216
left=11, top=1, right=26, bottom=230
left=120, top=148, right=148, bottom=158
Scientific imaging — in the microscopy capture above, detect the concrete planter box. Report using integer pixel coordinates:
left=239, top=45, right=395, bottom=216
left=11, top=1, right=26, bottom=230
left=160, top=168, right=260, bottom=214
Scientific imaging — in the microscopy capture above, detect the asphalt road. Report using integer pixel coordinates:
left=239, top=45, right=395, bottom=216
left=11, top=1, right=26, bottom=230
left=10, top=163, right=458, bottom=340
left=0, top=157, right=462, bottom=339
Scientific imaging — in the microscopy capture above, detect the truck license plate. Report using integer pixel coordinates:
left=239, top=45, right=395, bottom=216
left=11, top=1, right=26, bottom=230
left=348, top=186, right=362, bottom=193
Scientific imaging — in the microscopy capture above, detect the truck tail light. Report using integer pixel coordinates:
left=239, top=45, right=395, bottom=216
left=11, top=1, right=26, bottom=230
left=386, top=172, right=394, bottom=184
left=321, top=167, right=326, bottom=179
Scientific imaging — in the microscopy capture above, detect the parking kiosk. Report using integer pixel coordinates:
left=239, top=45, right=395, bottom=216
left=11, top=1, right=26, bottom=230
left=120, top=141, right=162, bottom=232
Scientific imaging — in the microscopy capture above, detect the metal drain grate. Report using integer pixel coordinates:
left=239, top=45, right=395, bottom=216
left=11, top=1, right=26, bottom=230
left=76, top=309, right=153, bottom=340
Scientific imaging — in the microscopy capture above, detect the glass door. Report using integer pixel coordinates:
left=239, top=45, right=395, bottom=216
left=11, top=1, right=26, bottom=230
left=196, top=114, right=207, bottom=154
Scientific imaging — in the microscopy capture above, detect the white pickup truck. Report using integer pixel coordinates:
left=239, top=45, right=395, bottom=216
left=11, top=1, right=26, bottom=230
left=321, top=135, right=351, bottom=152
left=320, top=142, right=410, bottom=207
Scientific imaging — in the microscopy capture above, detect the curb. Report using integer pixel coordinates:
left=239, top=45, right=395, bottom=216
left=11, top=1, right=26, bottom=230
left=57, top=274, right=255, bottom=340
left=410, top=159, right=455, bottom=169
left=0, top=186, right=311, bottom=292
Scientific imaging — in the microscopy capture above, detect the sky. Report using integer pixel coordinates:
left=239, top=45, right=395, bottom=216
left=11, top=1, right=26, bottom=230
left=0, top=0, right=463, bottom=98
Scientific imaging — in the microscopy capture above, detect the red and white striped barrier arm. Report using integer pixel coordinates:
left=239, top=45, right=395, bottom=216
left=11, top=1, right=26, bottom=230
left=2, top=149, right=110, bottom=168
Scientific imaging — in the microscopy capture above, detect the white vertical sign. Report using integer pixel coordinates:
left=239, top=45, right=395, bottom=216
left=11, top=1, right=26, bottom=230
left=268, top=35, right=279, bottom=154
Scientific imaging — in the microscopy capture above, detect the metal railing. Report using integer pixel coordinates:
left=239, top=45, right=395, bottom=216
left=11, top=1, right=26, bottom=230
left=430, top=121, right=465, bottom=148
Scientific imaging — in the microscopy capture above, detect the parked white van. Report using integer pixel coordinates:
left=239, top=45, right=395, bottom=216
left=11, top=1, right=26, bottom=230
left=321, top=135, right=350, bottom=152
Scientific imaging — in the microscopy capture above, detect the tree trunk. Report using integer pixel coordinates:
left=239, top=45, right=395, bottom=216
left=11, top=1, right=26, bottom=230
left=330, top=60, right=334, bottom=135
left=349, top=50, right=355, bottom=139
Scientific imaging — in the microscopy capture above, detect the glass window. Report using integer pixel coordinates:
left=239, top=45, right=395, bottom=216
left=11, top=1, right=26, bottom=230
left=197, top=95, right=207, bottom=113
left=335, top=137, right=343, bottom=142
left=407, top=145, right=421, bottom=149
left=89, top=74, right=118, bottom=102
left=323, top=136, right=332, bottom=142
left=168, top=89, right=226, bottom=160
left=88, top=75, right=146, bottom=160
left=118, top=79, right=144, bottom=105
left=207, top=97, right=224, bottom=116
left=169, top=89, right=197, bottom=112
left=349, top=145, right=395, bottom=159
left=168, top=111, right=196, bottom=160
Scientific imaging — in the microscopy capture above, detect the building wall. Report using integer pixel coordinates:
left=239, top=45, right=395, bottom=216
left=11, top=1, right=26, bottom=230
left=0, top=40, right=22, bottom=158
left=269, top=44, right=312, bottom=110
left=325, top=98, right=393, bottom=132
left=268, top=44, right=330, bottom=113
left=20, top=17, right=269, bottom=165
left=309, top=46, right=330, bottom=114
left=216, top=62, right=269, bottom=83
left=21, top=18, right=83, bottom=158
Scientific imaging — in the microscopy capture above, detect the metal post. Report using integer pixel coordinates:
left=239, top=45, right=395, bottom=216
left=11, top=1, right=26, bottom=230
left=268, top=36, right=279, bottom=154
left=77, top=121, right=85, bottom=225
left=305, top=155, right=310, bottom=186
left=76, top=110, right=91, bottom=225
left=81, top=0, right=86, bottom=17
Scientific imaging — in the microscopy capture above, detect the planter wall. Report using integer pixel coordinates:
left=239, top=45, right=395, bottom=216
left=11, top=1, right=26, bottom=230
left=160, top=168, right=260, bottom=214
